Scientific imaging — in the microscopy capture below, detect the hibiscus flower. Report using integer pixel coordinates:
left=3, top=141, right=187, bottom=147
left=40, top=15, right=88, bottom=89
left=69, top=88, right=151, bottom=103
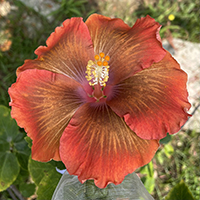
left=8, top=14, right=191, bottom=188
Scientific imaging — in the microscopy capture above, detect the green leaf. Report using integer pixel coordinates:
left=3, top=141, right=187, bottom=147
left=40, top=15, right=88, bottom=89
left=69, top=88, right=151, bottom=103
left=160, top=133, right=172, bottom=144
left=142, top=176, right=155, bottom=194
left=0, top=105, right=19, bottom=142
left=0, top=152, right=20, bottom=191
left=15, top=153, right=29, bottom=170
left=140, top=162, right=155, bottom=193
left=156, top=150, right=164, bottom=164
left=160, top=25, right=181, bottom=35
left=13, top=131, right=25, bottom=143
left=28, top=157, right=62, bottom=199
left=164, top=144, right=174, bottom=158
left=13, top=167, right=30, bottom=188
left=52, top=172, right=155, bottom=200
left=0, top=141, right=9, bottom=152
left=165, top=180, right=195, bottom=200
left=28, top=157, right=55, bottom=186
left=19, top=182, right=36, bottom=197
left=24, top=136, right=32, bottom=148
left=140, top=162, right=154, bottom=177
left=37, top=170, right=62, bottom=200
left=14, top=135, right=31, bottom=156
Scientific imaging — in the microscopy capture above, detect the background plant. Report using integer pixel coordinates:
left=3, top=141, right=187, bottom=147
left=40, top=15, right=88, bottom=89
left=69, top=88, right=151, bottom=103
left=98, top=0, right=200, bottom=42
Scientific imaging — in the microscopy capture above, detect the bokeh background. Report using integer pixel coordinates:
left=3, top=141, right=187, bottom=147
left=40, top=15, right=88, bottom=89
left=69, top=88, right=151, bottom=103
left=0, top=0, right=199, bottom=199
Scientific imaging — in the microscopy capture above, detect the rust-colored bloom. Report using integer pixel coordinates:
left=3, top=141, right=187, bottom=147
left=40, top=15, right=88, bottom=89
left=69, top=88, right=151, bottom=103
left=8, top=14, right=191, bottom=188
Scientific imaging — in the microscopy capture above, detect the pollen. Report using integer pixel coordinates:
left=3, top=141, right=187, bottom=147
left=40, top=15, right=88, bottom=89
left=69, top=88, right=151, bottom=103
left=95, top=55, right=99, bottom=60
left=97, top=61, right=102, bottom=66
left=85, top=53, right=110, bottom=87
left=103, top=61, right=108, bottom=66
left=105, top=55, right=110, bottom=61
left=99, top=52, right=105, bottom=58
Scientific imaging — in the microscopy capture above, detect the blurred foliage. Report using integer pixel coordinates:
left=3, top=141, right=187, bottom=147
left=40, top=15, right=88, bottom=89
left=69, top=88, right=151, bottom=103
left=98, top=0, right=200, bottom=42
left=49, top=0, right=92, bottom=21
left=165, top=180, right=195, bottom=200
left=139, top=161, right=155, bottom=194
left=153, top=130, right=200, bottom=200
left=28, top=158, right=64, bottom=200
left=132, top=0, right=200, bottom=41
left=0, top=0, right=95, bottom=107
left=0, top=105, right=32, bottom=197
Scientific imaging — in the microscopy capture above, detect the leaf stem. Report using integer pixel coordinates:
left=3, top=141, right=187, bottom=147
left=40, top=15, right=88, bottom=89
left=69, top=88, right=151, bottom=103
left=6, top=188, right=18, bottom=200
left=9, top=185, right=26, bottom=200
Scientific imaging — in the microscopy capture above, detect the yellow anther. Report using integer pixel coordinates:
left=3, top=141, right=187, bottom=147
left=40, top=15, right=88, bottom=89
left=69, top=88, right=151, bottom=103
left=103, top=61, right=108, bottom=66
left=105, top=55, right=110, bottom=61
left=99, top=52, right=105, bottom=58
left=95, top=55, right=99, bottom=60
left=97, top=61, right=102, bottom=66
left=85, top=52, right=110, bottom=87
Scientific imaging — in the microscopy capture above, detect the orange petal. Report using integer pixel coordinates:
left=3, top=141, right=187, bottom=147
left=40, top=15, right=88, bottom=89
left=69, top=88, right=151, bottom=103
left=8, top=69, right=84, bottom=161
left=59, top=103, right=159, bottom=188
left=17, top=18, right=94, bottom=83
left=86, top=14, right=166, bottom=84
left=107, top=51, right=191, bottom=140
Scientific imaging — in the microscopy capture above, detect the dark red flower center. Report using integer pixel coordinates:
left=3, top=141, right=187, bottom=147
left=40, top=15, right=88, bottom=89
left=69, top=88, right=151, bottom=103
left=85, top=52, right=110, bottom=102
